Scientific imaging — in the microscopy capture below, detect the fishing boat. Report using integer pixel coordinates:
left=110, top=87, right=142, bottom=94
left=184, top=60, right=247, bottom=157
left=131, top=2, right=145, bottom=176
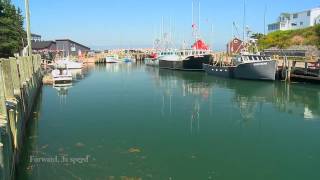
left=158, top=40, right=212, bottom=71
left=121, top=56, right=136, bottom=63
left=55, top=59, right=83, bottom=69
left=145, top=58, right=159, bottom=67
left=203, top=53, right=277, bottom=81
left=51, top=68, right=73, bottom=84
left=105, top=55, right=120, bottom=63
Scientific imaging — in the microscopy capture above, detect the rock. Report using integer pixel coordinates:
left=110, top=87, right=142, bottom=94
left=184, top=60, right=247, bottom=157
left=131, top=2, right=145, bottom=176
left=75, top=142, right=85, bottom=148
left=128, top=147, right=141, bottom=153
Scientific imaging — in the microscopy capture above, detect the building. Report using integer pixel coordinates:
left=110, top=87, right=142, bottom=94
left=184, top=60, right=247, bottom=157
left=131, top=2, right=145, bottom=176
left=268, top=7, right=320, bottom=33
left=31, top=33, right=42, bottom=41
left=56, top=39, right=90, bottom=57
left=32, top=41, right=56, bottom=51
left=227, top=38, right=245, bottom=55
left=31, top=41, right=57, bottom=60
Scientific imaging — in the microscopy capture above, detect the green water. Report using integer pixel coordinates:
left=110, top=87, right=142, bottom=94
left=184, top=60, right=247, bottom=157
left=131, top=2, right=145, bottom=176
left=17, top=63, right=320, bottom=180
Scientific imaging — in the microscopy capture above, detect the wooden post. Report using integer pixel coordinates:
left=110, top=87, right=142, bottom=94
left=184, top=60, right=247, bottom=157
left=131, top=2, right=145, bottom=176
left=1, top=60, right=14, bottom=99
left=9, top=58, right=21, bottom=96
left=25, top=0, right=32, bottom=56
left=0, top=61, right=7, bottom=117
left=8, top=109, right=17, bottom=150
left=287, top=59, right=291, bottom=82
left=22, top=57, right=30, bottom=82
left=17, top=58, right=26, bottom=87
left=0, top=60, right=8, bottom=180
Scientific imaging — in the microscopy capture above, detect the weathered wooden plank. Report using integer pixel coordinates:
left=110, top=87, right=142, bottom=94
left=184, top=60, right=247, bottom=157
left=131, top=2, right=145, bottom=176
left=0, top=61, right=7, bottom=117
left=9, top=58, right=21, bottom=96
left=16, top=58, right=26, bottom=87
left=1, top=59, right=14, bottom=99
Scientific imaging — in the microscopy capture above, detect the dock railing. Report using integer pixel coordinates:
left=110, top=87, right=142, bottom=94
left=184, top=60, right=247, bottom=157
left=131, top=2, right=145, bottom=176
left=0, top=55, right=42, bottom=180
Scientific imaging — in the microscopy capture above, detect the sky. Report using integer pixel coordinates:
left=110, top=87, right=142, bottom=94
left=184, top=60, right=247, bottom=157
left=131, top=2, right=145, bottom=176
left=11, top=0, right=320, bottom=50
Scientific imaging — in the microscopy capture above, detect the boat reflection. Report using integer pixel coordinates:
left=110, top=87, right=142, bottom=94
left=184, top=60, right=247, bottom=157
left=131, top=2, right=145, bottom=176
left=207, top=77, right=320, bottom=122
left=53, top=83, right=72, bottom=105
left=95, top=62, right=144, bottom=74
left=147, top=67, right=320, bottom=129
left=147, top=68, right=212, bottom=134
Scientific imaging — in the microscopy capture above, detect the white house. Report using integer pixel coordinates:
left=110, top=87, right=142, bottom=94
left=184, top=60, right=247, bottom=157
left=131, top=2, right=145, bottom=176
left=268, top=7, right=320, bottom=33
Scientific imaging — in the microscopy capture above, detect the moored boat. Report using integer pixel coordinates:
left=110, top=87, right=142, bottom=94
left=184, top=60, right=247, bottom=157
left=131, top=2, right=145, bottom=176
left=158, top=40, right=212, bottom=71
left=105, top=55, right=120, bottom=63
left=51, top=68, right=73, bottom=84
left=55, top=59, right=83, bottom=69
left=203, top=54, right=277, bottom=81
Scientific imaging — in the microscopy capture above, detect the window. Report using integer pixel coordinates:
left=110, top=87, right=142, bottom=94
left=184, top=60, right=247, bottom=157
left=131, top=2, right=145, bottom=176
left=293, top=13, right=298, bottom=18
left=300, top=22, right=303, bottom=26
left=268, top=23, right=280, bottom=31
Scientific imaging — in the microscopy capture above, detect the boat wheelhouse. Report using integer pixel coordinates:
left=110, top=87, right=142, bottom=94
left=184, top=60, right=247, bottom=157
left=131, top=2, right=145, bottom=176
left=204, top=54, right=277, bottom=81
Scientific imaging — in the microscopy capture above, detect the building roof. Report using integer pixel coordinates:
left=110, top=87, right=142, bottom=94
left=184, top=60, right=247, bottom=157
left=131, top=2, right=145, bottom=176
left=31, top=33, right=41, bottom=38
left=32, top=41, right=56, bottom=50
left=56, top=39, right=90, bottom=50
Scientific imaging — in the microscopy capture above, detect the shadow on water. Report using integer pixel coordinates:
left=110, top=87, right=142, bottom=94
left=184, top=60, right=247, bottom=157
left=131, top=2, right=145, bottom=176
left=16, top=89, right=43, bottom=180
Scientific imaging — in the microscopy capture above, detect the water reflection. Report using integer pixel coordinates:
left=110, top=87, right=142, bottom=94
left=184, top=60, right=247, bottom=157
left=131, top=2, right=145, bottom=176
left=95, top=62, right=144, bottom=74
left=18, top=63, right=320, bottom=180
left=146, top=67, right=212, bottom=134
left=53, top=83, right=72, bottom=105
left=222, top=79, right=319, bottom=121
left=146, top=66, right=320, bottom=124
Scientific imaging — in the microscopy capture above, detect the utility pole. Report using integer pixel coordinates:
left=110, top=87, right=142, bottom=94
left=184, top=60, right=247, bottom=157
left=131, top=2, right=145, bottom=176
left=243, top=0, right=246, bottom=42
left=264, top=5, right=267, bottom=35
left=25, top=0, right=32, bottom=56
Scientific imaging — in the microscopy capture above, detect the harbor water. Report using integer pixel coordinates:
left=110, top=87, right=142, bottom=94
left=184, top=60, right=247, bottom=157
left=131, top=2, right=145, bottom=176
left=17, top=63, right=320, bottom=180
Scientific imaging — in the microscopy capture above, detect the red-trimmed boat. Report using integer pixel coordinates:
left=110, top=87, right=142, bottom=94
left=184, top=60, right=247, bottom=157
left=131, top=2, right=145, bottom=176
left=158, top=39, right=213, bottom=71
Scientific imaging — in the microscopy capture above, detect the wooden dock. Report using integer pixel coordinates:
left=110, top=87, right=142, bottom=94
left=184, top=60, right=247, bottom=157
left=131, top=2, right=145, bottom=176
left=0, top=55, right=42, bottom=180
left=94, top=52, right=148, bottom=64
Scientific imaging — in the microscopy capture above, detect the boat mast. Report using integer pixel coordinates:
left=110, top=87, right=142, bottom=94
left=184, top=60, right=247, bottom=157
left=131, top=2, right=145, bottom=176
left=264, top=5, right=267, bottom=35
left=192, top=0, right=201, bottom=47
left=243, top=0, right=246, bottom=43
left=199, top=1, right=201, bottom=35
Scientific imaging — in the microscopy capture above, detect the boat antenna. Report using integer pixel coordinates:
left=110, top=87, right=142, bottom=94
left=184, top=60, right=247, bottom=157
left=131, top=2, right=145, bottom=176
left=264, top=5, right=267, bottom=35
left=198, top=1, right=201, bottom=35
left=192, top=1, right=194, bottom=40
left=243, top=0, right=246, bottom=42
left=161, top=16, right=164, bottom=49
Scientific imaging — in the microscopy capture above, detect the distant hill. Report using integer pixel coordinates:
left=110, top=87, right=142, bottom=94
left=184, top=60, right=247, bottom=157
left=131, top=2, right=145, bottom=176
left=257, top=25, right=320, bottom=50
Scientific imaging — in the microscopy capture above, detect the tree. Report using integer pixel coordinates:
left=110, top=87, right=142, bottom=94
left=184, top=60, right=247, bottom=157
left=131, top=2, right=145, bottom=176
left=0, top=0, right=26, bottom=58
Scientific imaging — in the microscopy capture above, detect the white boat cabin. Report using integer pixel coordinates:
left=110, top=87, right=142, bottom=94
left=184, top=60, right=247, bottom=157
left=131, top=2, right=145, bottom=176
left=159, top=49, right=210, bottom=57
left=232, top=55, right=273, bottom=65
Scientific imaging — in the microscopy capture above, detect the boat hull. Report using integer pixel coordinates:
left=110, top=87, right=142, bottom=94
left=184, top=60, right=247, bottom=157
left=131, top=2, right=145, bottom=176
left=234, top=60, right=277, bottom=81
left=204, top=60, right=277, bottom=81
left=203, top=64, right=235, bottom=78
left=159, top=55, right=212, bottom=71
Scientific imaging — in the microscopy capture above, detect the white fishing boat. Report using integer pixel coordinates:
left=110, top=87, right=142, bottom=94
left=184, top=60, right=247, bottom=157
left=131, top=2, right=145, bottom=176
left=105, top=55, right=120, bottom=63
left=55, top=59, right=83, bottom=69
left=51, top=68, right=73, bottom=84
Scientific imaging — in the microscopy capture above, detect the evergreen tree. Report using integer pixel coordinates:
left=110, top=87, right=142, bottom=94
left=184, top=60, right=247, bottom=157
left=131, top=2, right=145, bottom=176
left=0, top=0, right=26, bottom=58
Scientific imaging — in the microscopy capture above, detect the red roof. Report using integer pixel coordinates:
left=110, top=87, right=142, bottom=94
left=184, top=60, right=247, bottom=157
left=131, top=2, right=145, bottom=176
left=192, top=39, right=209, bottom=50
